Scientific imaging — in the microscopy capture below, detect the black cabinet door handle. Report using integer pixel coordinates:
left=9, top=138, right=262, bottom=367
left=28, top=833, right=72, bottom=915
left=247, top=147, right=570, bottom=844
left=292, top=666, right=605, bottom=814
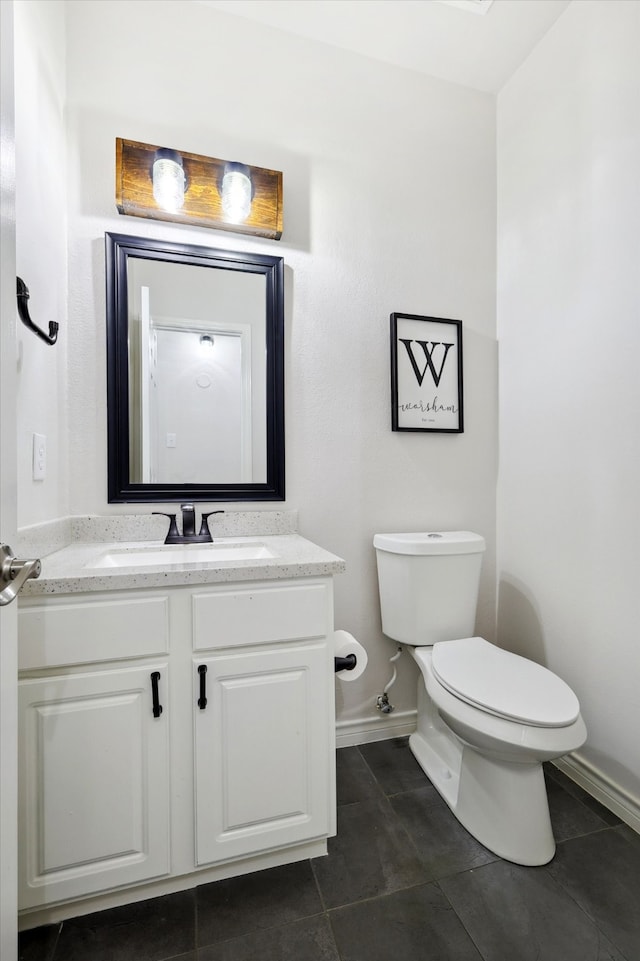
left=150, top=671, right=163, bottom=718
left=198, top=664, right=207, bottom=710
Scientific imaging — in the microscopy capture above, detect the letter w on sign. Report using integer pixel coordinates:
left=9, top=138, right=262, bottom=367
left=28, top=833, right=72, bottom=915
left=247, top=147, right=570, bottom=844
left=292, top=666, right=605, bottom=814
left=399, top=339, right=454, bottom=388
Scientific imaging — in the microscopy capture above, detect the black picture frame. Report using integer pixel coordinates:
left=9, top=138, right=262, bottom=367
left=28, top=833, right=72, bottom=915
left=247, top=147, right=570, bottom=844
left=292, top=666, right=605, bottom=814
left=390, top=313, right=463, bottom=433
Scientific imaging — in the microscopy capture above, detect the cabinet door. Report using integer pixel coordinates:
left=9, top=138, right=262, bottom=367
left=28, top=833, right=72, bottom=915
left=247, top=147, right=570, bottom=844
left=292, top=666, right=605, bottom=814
left=19, top=664, right=170, bottom=908
left=194, top=643, right=331, bottom=866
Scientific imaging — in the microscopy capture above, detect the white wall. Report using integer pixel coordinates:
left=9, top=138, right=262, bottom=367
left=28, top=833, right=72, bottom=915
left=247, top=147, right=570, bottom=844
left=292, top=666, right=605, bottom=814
left=59, top=0, right=497, bottom=733
left=15, top=0, right=69, bottom=527
left=497, top=0, right=640, bottom=819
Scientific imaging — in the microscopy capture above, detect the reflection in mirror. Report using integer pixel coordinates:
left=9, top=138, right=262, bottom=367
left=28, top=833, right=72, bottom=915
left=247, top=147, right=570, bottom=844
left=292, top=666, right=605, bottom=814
left=106, top=233, right=284, bottom=502
left=127, top=260, right=264, bottom=484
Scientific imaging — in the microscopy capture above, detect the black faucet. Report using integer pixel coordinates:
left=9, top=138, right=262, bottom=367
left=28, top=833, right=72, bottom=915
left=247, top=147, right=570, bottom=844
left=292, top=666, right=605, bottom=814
left=181, top=503, right=196, bottom=538
left=153, top=505, right=224, bottom=545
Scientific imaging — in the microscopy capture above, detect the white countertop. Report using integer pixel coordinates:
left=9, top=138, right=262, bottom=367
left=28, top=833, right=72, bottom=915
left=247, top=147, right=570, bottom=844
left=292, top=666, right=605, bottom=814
left=20, top=534, right=346, bottom=597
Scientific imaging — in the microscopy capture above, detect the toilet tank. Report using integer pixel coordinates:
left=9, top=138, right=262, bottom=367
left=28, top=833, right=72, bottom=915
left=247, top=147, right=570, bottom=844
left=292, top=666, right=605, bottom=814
left=373, top=531, right=485, bottom=646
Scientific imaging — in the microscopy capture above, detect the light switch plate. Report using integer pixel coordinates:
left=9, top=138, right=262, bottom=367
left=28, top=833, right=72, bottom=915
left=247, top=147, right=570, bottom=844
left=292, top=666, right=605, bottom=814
left=32, top=432, right=46, bottom=480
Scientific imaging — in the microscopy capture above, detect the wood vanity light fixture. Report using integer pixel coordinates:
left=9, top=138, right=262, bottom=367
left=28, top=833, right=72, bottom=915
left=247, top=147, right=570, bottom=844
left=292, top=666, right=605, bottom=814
left=115, top=138, right=283, bottom=240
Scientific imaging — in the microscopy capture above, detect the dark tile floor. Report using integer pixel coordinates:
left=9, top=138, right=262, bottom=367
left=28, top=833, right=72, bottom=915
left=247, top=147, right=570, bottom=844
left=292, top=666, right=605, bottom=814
left=19, top=739, right=640, bottom=961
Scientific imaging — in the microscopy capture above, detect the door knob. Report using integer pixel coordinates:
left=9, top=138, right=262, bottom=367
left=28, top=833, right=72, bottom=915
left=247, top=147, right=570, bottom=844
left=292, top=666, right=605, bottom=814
left=0, top=544, right=41, bottom=606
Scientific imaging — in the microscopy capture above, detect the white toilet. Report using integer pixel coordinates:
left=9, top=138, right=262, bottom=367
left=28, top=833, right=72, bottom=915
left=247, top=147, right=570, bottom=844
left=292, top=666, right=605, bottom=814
left=373, top=530, right=587, bottom=866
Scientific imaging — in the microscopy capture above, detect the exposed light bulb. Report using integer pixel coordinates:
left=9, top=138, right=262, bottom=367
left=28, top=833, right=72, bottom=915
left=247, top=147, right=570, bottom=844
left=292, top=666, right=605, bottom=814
left=152, top=149, right=186, bottom=212
left=221, top=163, right=252, bottom=223
left=199, top=334, right=214, bottom=349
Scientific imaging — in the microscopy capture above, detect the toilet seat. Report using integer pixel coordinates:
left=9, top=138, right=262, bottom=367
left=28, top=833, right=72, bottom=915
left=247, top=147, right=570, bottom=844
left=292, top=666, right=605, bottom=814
left=431, top=637, right=580, bottom=728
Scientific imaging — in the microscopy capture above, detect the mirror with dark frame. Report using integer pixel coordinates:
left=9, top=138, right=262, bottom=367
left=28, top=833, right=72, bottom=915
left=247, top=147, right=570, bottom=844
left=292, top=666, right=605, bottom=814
left=105, top=233, right=285, bottom=502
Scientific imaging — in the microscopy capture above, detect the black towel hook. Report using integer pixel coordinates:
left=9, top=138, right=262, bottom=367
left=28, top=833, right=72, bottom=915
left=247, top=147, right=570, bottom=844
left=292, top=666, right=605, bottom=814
left=16, top=277, right=59, bottom=345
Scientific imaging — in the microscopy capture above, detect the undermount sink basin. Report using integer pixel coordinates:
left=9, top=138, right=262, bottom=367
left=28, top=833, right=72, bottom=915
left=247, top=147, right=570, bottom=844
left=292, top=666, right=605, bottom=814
left=87, top=542, right=277, bottom=570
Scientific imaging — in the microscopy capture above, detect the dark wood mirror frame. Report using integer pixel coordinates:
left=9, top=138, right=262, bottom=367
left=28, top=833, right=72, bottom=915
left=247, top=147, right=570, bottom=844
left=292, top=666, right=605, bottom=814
left=105, top=232, right=285, bottom=503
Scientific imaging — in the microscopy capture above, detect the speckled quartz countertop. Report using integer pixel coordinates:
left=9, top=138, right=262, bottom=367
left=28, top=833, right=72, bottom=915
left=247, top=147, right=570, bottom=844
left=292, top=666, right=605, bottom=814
left=20, top=534, right=346, bottom=596
left=16, top=512, right=345, bottom=597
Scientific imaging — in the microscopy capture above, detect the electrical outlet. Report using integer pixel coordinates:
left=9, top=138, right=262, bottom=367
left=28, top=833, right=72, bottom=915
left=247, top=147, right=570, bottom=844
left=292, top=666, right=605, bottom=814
left=32, top=433, right=46, bottom=480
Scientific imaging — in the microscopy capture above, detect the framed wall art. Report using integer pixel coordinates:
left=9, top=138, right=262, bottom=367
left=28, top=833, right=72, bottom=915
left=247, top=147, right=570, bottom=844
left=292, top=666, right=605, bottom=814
left=390, top=313, right=463, bottom=433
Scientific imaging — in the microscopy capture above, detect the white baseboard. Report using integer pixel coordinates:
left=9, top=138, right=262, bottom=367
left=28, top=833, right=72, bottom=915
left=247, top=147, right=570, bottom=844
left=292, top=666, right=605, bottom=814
left=336, top=709, right=417, bottom=748
left=554, top=752, right=640, bottom=834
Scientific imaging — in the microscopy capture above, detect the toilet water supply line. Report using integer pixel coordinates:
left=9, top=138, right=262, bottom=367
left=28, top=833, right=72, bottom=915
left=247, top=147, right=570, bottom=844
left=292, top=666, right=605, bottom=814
left=376, top=647, right=403, bottom=714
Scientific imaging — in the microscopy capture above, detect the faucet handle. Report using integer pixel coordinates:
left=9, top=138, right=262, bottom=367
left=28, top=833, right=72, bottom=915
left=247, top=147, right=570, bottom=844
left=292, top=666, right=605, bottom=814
left=199, top=510, right=224, bottom=540
left=152, top=512, right=179, bottom=543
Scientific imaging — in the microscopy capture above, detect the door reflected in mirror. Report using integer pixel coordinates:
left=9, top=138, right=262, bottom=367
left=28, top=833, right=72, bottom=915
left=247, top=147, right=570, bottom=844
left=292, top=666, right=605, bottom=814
left=106, top=234, right=284, bottom=502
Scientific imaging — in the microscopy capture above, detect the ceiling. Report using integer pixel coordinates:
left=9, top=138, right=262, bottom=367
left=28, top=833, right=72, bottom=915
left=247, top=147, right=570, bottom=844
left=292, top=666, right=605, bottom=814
left=195, top=0, right=571, bottom=93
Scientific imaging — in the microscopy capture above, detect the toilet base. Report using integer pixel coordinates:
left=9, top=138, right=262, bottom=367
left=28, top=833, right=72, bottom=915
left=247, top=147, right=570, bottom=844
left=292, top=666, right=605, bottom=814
left=410, top=682, right=556, bottom=866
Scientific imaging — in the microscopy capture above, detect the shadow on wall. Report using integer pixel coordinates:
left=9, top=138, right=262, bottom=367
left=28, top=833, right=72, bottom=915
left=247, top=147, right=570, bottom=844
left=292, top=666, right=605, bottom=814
left=497, top=576, right=547, bottom=666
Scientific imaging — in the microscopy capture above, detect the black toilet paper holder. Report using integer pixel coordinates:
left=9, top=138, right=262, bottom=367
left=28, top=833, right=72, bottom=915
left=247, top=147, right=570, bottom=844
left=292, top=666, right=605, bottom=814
left=334, top=654, right=357, bottom=673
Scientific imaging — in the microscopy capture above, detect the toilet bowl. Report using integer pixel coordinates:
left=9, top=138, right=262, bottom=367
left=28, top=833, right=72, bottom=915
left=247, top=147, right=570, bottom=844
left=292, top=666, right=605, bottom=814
left=373, top=531, right=587, bottom=866
left=409, top=639, right=586, bottom=864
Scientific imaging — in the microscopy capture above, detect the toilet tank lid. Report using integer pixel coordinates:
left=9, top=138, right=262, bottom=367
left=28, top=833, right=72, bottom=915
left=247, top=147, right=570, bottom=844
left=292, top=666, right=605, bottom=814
left=373, top=531, right=485, bottom=555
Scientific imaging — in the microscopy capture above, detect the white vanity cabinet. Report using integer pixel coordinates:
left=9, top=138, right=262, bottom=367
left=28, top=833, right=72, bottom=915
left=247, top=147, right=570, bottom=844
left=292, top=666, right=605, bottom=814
left=17, top=593, right=171, bottom=909
left=191, top=580, right=334, bottom=866
left=18, top=575, right=336, bottom=919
